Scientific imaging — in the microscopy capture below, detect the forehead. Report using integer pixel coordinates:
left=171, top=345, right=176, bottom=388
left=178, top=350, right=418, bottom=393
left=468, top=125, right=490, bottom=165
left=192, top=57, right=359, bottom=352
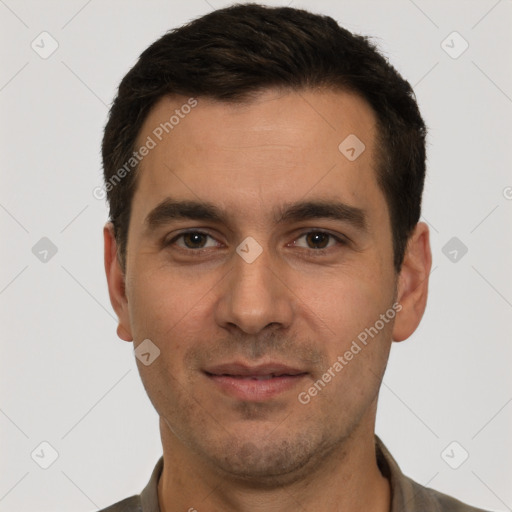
left=130, top=88, right=385, bottom=230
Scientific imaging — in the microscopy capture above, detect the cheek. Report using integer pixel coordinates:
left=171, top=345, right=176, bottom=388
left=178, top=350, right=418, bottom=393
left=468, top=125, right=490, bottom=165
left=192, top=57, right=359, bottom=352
left=126, top=265, right=223, bottom=392
left=127, top=264, right=218, bottom=337
left=298, top=264, right=395, bottom=345
left=307, top=282, right=394, bottom=411
left=127, top=270, right=207, bottom=403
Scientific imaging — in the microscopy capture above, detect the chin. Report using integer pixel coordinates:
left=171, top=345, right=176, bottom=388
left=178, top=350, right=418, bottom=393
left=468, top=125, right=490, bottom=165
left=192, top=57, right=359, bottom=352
left=200, top=429, right=328, bottom=485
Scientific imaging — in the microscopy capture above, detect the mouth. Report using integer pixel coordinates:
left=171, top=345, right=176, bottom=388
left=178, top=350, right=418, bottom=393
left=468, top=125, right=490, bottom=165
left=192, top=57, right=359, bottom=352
left=203, top=363, right=308, bottom=401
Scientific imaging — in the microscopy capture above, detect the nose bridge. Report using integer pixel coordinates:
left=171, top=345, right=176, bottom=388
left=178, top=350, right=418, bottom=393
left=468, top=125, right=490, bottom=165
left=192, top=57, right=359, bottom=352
left=234, top=245, right=271, bottom=299
left=215, top=239, right=293, bottom=334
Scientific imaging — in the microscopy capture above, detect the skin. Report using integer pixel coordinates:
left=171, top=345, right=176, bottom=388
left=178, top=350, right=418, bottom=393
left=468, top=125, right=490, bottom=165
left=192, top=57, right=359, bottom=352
left=104, top=88, right=432, bottom=512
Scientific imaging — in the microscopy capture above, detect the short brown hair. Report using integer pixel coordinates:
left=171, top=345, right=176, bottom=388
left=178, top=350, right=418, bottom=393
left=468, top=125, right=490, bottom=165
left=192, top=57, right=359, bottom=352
left=102, top=3, right=426, bottom=272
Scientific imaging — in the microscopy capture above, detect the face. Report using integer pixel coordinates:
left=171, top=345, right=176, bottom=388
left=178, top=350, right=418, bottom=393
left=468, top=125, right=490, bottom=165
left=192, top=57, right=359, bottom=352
left=105, top=88, right=428, bottom=482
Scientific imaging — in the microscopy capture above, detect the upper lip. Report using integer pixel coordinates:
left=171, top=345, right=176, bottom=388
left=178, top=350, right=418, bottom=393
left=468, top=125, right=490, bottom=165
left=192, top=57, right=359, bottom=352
left=203, top=362, right=307, bottom=377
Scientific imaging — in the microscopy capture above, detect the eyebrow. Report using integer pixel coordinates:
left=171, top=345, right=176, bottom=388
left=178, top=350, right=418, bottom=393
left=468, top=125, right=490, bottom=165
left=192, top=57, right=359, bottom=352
left=275, top=200, right=367, bottom=230
left=144, top=197, right=367, bottom=233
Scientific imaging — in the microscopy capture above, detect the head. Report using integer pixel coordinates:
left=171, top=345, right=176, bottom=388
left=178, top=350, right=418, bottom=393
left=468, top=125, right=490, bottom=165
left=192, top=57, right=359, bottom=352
left=103, top=3, right=426, bottom=274
left=103, top=4, right=431, bottom=483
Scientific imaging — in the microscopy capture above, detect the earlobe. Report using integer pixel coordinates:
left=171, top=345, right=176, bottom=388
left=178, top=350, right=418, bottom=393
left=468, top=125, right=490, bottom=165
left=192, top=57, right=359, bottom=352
left=116, top=323, right=133, bottom=342
left=392, top=222, right=432, bottom=342
left=104, top=222, right=133, bottom=342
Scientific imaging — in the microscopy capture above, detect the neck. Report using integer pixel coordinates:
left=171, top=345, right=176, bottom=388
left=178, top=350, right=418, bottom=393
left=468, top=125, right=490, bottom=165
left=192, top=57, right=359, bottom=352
left=157, top=415, right=390, bottom=512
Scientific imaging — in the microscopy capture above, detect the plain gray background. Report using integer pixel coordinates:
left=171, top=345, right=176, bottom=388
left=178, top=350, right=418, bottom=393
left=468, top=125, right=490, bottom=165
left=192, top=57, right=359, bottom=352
left=1, top=0, right=511, bottom=510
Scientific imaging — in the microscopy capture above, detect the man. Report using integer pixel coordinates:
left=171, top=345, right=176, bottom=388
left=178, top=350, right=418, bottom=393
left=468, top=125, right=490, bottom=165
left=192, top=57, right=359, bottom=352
left=100, top=4, right=488, bottom=511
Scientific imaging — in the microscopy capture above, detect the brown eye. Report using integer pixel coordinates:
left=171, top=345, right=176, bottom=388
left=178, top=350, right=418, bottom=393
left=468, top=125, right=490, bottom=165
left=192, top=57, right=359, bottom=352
left=182, top=232, right=208, bottom=249
left=293, top=231, right=343, bottom=250
left=166, top=231, right=220, bottom=250
left=305, top=232, right=331, bottom=249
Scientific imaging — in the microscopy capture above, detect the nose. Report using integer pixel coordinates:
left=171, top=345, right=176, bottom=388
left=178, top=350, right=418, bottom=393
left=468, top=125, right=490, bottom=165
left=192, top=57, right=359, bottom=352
left=214, top=243, right=294, bottom=335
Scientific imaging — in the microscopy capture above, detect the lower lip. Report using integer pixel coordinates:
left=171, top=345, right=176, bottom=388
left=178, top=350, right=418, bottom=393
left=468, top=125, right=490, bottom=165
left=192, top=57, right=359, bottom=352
left=205, top=373, right=307, bottom=401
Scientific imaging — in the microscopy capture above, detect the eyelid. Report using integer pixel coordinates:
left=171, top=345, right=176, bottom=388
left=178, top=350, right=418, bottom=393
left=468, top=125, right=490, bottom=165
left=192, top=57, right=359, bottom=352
left=290, top=230, right=348, bottom=250
left=164, top=229, right=221, bottom=249
left=164, top=228, right=348, bottom=252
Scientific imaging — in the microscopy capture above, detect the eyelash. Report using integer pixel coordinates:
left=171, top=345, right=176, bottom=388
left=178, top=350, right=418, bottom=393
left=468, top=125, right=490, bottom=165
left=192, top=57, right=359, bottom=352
left=164, top=230, right=348, bottom=255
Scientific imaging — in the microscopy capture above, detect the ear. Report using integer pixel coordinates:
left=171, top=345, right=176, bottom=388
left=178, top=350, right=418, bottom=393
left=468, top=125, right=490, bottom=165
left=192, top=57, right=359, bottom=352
left=104, top=222, right=133, bottom=342
left=392, top=222, right=432, bottom=342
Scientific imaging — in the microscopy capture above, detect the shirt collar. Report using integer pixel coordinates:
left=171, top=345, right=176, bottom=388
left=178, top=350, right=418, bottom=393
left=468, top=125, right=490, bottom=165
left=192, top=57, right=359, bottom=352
left=140, top=436, right=425, bottom=512
left=140, top=455, right=163, bottom=512
left=375, top=434, right=422, bottom=511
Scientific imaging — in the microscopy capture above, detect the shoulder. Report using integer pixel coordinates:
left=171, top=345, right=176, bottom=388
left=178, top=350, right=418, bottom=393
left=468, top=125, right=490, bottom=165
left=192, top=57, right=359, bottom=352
left=94, top=456, right=163, bottom=512
left=409, top=477, right=492, bottom=512
left=375, top=436, right=491, bottom=512
left=96, top=494, right=142, bottom=512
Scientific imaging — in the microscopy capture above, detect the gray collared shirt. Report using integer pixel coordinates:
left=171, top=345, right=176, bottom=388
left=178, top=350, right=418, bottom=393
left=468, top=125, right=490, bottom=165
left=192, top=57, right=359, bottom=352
left=97, top=436, right=489, bottom=512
